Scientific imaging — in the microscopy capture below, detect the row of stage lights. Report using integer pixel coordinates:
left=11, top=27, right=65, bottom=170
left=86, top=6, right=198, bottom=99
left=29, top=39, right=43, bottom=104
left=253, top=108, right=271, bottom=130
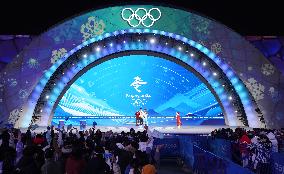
left=32, top=31, right=248, bottom=127
left=79, top=37, right=222, bottom=80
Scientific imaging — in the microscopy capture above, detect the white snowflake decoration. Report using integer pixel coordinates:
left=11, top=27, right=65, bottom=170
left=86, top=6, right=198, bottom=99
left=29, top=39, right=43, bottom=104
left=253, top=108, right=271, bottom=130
left=211, top=42, right=222, bottom=54
left=80, top=16, right=105, bottom=42
left=245, top=78, right=265, bottom=101
left=19, top=89, right=29, bottom=99
left=261, top=63, right=275, bottom=76
left=269, top=87, right=275, bottom=95
left=7, top=78, right=17, bottom=87
left=8, top=108, right=20, bottom=124
left=268, top=87, right=281, bottom=102
left=51, top=48, right=67, bottom=64
left=27, top=58, right=39, bottom=69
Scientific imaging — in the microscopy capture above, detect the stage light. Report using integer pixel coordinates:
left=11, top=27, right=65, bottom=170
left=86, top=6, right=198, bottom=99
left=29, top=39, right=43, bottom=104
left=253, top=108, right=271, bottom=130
left=235, top=110, right=238, bottom=113
left=96, top=47, right=101, bottom=52
left=202, top=62, right=206, bottom=66
left=123, top=40, right=126, bottom=43
left=46, top=95, right=49, bottom=99
left=150, top=38, right=156, bottom=44
left=213, top=72, right=218, bottom=76
left=138, top=39, right=141, bottom=42
left=109, top=43, right=113, bottom=47
left=62, top=72, right=64, bottom=75
left=190, top=53, right=194, bottom=57
left=178, top=46, right=182, bottom=51
left=40, top=109, right=43, bottom=113
left=165, top=42, right=168, bottom=45
left=83, top=54, right=87, bottom=58
left=229, top=96, right=233, bottom=100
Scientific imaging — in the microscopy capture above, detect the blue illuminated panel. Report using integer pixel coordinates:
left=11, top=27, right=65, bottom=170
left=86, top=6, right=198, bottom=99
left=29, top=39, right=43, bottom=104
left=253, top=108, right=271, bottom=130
left=53, top=55, right=224, bottom=126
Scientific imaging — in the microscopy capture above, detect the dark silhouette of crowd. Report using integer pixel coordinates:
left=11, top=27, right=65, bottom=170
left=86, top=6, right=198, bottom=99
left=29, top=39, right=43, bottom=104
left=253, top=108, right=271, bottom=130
left=211, top=127, right=284, bottom=173
left=0, top=125, right=159, bottom=174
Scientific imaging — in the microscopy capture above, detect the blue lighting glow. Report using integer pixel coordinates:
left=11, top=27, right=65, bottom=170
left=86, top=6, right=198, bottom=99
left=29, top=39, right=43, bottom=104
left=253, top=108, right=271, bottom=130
left=23, top=29, right=258, bottom=128
left=53, top=55, right=225, bottom=126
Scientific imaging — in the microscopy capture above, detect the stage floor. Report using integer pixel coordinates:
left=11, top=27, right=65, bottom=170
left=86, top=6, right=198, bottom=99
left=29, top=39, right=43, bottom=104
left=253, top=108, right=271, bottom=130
left=20, top=125, right=251, bottom=134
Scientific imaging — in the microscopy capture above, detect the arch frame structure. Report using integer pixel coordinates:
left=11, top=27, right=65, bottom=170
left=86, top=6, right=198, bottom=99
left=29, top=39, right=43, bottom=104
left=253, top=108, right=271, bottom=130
left=17, top=29, right=263, bottom=128
left=1, top=5, right=283, bottom=129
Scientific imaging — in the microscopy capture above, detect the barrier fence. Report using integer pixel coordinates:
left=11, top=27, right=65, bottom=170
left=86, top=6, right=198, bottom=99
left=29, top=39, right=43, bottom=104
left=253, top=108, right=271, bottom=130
left=153, top=134, right=284, bottom=174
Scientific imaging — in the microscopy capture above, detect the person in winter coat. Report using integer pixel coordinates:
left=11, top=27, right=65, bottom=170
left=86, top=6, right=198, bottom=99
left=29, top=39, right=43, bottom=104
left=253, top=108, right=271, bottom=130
left=65, top=147, right=86, bottom=174
left=239, top=133, right=251, bottom=167
left=46, top=126, right=52, bottom=146
left=41, top=148, right=61, bottom=174
left=84, top=146, right=110, bottom=174
left=267, top=131, right=278, bottom=153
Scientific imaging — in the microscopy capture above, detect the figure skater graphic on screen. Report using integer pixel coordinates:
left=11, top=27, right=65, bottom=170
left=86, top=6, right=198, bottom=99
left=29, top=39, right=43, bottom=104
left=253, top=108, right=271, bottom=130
left=176, top=112, right=182, bottom=128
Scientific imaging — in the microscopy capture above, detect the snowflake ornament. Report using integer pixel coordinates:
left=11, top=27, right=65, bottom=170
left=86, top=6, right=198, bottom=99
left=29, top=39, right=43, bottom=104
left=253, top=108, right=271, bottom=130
left=261, top=63, right=275, bottom=76
left=269, top=87, right=281, bottom=102
left=245, top=78, right=265, bottom=101
left=7, top=78, right=17, bottom=87
left=19, top=89, right=29, bottom=99
left=211, top=42, right=222, bottom=54
left=27, top=58, right=39, bottom=69
left=80, top=16, right=105, bottom=42
left=51, top=48, right=67, bottom=64
left=191, top=16, right=211, bottom=35
left=269, top=87, right=275, bottom=94
left=8, top=108, right=21, bottom=124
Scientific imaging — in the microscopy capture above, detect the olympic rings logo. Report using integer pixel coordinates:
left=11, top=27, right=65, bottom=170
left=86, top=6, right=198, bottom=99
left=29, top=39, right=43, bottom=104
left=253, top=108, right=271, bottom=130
left=121, top=8, right=161, bottom=27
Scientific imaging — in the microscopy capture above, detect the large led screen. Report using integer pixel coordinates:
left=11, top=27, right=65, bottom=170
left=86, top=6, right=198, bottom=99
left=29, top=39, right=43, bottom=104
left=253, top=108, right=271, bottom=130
left=53, top=55, right=225, bottom=126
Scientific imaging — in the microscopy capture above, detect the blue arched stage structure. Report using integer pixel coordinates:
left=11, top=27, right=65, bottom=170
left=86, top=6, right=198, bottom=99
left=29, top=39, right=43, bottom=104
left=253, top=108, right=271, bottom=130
left=1, top=5, right=283, bottom=132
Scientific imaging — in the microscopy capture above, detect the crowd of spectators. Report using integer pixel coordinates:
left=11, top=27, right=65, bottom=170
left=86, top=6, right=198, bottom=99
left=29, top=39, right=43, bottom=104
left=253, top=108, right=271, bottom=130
left=0, top=125, right=161, bottom=174
left=211, top=127, right=284, bottom=173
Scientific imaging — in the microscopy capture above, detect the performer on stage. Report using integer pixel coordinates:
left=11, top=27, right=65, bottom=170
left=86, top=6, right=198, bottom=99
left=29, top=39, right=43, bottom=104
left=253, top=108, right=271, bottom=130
left=143, top=108, right=148, bottom=126
left=135, top=110, right=140, bottom=126
left=176, top=112, right=182, bottom=128
left=139, top=108, right=144, bottom=125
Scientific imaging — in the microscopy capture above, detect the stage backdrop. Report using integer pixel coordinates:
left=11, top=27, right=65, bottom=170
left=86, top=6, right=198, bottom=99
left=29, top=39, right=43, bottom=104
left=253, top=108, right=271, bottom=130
left=53, top=55, right=225, bottom=126
left=0, top=5, right=283, bottom=128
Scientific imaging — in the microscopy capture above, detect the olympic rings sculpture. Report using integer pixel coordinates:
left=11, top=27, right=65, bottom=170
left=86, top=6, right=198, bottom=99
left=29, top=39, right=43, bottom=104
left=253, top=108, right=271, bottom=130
left=121, top=8, right=162, bottom=27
